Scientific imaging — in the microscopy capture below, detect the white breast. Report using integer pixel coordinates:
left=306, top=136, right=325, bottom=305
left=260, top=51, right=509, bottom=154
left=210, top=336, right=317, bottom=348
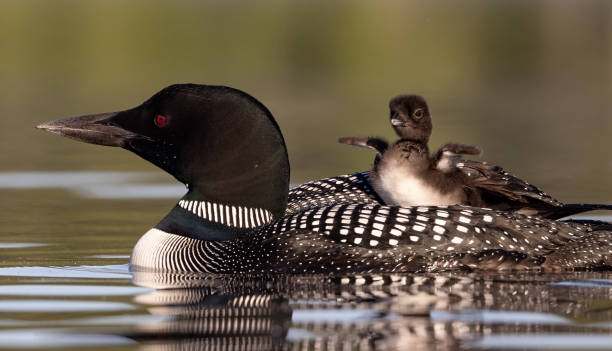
left=373, top=163, right=463, bottom=207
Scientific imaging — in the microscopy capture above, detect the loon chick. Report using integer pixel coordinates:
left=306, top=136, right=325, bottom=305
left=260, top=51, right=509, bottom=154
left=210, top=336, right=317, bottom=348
left=339, top=136, right=483, bottom=207
left=37, top=84, right=612, bottom=273
left=340, top=94, right=612, bottom=219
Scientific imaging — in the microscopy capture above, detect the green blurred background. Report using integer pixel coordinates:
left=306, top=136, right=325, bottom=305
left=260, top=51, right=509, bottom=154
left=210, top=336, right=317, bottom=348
left=1, top=0, right=610, bottom=202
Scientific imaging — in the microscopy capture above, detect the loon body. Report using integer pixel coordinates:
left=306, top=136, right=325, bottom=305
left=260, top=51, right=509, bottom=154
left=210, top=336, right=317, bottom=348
left=37, top=85, right=612, bottom=273
left=340, top=94, right=612, bottom=219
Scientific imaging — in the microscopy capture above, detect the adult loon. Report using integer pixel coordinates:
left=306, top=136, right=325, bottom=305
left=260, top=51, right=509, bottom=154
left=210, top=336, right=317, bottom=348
left=340, top=94, right=612, bottom=219
left=37, top=84, right=612, bottom=273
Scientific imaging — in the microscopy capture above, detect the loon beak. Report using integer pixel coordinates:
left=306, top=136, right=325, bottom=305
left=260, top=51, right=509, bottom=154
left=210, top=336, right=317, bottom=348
left=390, top=118, right=405, bottom=127
left=390, top=112, right=406, bottom=127
left=37, top=111, right=146, bottom=147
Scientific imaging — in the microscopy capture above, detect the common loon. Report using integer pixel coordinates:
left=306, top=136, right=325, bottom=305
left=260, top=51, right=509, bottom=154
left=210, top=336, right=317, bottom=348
left=37, top=84, right=612, bottom=273
left=340, top=94, right=612, bottom=219
left=339, top=136, right=483, bottom=207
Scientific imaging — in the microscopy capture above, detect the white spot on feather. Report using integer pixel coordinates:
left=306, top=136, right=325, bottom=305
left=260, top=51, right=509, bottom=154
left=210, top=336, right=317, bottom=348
left=390, top=229, right=402, bottom=236
left=451, top=236, right=464, bottom=244
left=456, top=225, right=468, bottom=233
left=412, top=225, right=425, bottom=232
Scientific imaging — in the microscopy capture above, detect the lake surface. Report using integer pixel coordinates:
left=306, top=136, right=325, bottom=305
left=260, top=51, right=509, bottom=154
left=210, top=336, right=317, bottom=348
left=1, top=172, right=611, bottom=350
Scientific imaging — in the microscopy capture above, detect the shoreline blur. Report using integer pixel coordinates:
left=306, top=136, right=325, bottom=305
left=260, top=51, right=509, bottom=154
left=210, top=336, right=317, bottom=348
left=1, top=1, right=610, bottom=203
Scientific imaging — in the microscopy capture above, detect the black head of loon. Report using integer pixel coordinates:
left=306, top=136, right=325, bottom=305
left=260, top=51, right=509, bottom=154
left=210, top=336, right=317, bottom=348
left=389, top=94, right=432, bottom=143
left=37, top=84, right=290, bottom=241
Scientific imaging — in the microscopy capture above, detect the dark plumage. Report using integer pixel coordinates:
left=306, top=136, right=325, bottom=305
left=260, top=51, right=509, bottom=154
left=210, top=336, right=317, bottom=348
left=340, top=94, right=612, bottom=219
left=37, top=85, right=612, bottom=273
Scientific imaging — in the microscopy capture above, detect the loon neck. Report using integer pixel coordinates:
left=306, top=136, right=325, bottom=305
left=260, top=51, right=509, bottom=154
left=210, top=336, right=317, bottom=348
left=398, top=137, right=428, bottom=146
left=155, top=189, right=274, bottom=241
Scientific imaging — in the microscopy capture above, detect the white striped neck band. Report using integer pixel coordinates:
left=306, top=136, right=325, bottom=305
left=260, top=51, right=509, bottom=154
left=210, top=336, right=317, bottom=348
left=177, top=199, right=273, bottom=228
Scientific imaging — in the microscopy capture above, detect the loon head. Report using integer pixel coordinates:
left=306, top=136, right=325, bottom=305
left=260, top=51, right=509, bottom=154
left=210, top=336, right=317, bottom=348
left=388, top=94, right=432, bottom=143
left=37, top=84, right=290, bottom=239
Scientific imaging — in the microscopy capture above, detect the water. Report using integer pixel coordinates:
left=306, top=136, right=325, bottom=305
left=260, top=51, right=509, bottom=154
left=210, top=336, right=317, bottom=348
left=1, top=1, right=610, bottom=349
left=1, top=173, right=611, bottom=350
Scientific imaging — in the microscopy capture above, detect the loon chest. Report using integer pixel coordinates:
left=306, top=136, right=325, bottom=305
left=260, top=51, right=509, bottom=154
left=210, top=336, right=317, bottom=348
left=373, top=159, right=464, bottom=207
left=129, top=200, right=278, bottom=274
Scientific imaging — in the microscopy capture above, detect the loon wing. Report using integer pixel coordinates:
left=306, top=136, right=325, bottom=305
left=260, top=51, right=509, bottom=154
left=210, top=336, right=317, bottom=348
left=456, top=160, right=571, bottom=217
left=286, top=172, right=381, bottom=216
left=434, top=143, right=481, bottom=160
left=457, top=160, right=612, bottom=219
left=434, top=142, right=482, bottom=173
left=338, top=136, right=389, bottom=157
left=267, top=202, right=609, bottom=273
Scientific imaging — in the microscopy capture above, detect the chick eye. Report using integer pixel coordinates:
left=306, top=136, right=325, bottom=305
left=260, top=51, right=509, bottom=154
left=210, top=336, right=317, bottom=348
left=413, top=108, right=424, bottom=119
left=154, top=114, right=168, bottom=127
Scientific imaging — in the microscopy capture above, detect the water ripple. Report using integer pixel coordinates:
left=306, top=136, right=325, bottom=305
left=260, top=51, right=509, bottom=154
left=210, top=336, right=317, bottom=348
left=0, top=300, right=135, bottom=313
left=0, top=285, right=151, bottom=296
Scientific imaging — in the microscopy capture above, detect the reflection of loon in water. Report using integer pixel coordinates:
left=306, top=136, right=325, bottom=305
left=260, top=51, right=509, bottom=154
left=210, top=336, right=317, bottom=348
left=37, top=84, right=612, bottom=273
left=123, top=272, right=612, bottom=350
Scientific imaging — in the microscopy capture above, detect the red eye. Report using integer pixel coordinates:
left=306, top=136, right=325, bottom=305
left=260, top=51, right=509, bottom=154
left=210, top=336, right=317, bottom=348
left=155, top=114, right=167, bottom=127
